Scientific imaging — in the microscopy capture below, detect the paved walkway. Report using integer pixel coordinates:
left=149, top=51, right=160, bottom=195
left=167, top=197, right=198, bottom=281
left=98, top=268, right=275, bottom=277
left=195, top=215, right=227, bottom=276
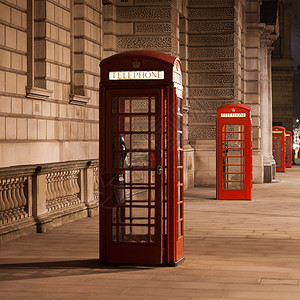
left=2, top=167, right=300, bottom=299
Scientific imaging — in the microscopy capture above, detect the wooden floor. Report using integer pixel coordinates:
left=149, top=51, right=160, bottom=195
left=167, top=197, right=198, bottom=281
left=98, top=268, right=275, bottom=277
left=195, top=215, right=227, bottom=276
left=2, top=167, right=300, bottom=299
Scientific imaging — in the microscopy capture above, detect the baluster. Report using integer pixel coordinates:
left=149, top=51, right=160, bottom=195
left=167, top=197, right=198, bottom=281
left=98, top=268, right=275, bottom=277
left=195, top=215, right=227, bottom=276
left=73, top=170, right=80, bottom=203
left=68, top=171, right=75, bottom=204
left=62, top=171, right=69, bottom=205
left=49, top=173, right=57, bottom=210
left=2, top=179, right=13, bottom=221
left=61, top=172, right=68, bottom=207
left=0, top=179, right=6, bottom=223
left=10, top=178, right=21, bottom=219
left=57, top=172, right=63, bottom=203
left=46, top=173, right=51, bottom=202
left=15, top=178, right=24, bottom=217
left=66, top=171, right=73, bottom=203
left=19, top=177, right=28, bottom=217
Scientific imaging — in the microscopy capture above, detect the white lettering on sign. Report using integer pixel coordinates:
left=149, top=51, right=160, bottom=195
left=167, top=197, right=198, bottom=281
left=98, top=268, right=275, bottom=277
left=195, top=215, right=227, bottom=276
left=109, top=71, right=164, bottom=80
left=272, top=131, right=283, bottom=134
left=220, top=113, right=246, bottom=118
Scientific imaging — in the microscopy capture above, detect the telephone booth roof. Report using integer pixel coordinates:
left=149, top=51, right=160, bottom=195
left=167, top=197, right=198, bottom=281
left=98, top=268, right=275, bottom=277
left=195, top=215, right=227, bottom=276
left=100, top=50, right=182, bottom=83
left=273, top=126, right=286, bottom=131
left=217, top=103, right=251, bottom=113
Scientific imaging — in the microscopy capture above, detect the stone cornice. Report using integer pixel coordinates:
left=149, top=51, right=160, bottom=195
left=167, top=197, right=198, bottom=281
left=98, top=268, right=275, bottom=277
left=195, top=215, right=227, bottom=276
left=26, top=86, right=53, bottom=100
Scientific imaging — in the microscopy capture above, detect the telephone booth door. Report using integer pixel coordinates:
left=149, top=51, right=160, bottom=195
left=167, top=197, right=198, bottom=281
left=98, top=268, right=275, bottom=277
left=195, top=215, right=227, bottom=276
left=99, top=51, right=184, bottom=266
left=216, top=104, right=252, bottom=200
left=272, top=126, right=286, bottom=172
left=285, top=130, right=292, bottom=168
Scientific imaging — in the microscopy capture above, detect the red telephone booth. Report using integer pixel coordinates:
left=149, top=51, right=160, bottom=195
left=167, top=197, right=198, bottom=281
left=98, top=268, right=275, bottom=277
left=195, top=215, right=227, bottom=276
left=99, top=51, right=184, bottom=266
left=285, top=130, right=292, bottom=168
left=216, top=103, right=252, bottom=200
left=272, top=126, right=286, bottom=172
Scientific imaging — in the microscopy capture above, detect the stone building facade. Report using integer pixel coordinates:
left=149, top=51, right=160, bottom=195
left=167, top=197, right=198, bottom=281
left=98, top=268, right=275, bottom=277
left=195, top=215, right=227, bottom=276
left=0, top=0, right=279, bottom=242
left=271, top=0, right=295, bottom=132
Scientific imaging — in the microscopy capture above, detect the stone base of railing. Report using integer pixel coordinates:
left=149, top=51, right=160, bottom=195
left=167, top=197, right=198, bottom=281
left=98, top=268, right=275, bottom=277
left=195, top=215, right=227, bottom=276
left=86, top=201, right=99, bottom=217
left=0, top=217, right=37, bottom=244
left=36, top=203, right=93, bottom=233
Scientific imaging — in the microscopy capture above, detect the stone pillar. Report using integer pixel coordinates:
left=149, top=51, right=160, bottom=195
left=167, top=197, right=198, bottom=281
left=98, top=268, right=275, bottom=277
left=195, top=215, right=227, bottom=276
left=260, top=26, right=277, bottom=183
left=260, top=40, right=272, bottom=182
left=245, top=23, right=264, bottom=184
left=188, top=0, right=239, bottom=186
left=268, top=47, right=276, bottom=179
left=32, top=173, right=47, bottom=217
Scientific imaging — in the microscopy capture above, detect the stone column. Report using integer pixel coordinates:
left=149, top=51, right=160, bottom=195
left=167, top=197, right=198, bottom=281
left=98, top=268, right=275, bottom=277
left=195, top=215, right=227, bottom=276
left=260, top=39, right=272, bottom=182
left=268, top=47, right=276, bottom=178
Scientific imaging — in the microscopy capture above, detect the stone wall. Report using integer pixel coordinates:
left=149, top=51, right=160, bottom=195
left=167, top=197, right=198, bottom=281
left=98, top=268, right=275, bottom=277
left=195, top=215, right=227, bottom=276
left=188, top=0, right=238, bottom=186
left=272, top=0, right=295, bottom=132
left=0, top=0, right=101, bottom=168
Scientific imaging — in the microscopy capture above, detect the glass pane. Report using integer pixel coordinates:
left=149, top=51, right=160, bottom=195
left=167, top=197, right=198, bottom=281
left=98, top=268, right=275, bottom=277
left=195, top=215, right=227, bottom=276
left=178, top=203, right=183, bottom=219
left=151, top=97, right=155, bottom=113
left=178, top=150, right=182, bottom=166
left=131, top=152, right=149, bottom=167
left=132, top=188, right=149, bottom=202
left=178, top=168, right=183, bottom=184
left=150, top=227, right=155, bottom=242
left=112, top=226, right=117, bottom=242
left=226, top=181, right=242, bottom=190
left=131, top=170, right=149, bottom=184
left=119, top=225, right=149, bottom=243
left=177, top=115, right=182, bottom=131
left=178, top=186, right=182, bottom=202
left=177, top=97, right=182, bottom=113
left=112, top=207, right=117, bottom=223
left=132, top=98, right=149, bottom=113
left=132, top=134, right=148, bottom=149
left=112, top=187, right=126, bottom=205
left=178, top=222, right=182, bottom=237
left=177, top=132, right=182, bottom=148
left=132, top=116, right=149, bottom=132
left=112, top=97, right=117, bottom=113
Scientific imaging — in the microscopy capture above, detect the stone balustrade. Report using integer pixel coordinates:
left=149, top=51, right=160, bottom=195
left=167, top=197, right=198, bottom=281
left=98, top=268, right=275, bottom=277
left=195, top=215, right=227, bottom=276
left=0, top=176, right=30, bottom=225
left=0, top=160, right=99, bottom=243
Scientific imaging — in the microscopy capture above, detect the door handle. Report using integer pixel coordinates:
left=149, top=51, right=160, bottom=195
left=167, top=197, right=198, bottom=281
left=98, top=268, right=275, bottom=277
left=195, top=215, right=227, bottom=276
left=157, top=165, right=162, bottom=175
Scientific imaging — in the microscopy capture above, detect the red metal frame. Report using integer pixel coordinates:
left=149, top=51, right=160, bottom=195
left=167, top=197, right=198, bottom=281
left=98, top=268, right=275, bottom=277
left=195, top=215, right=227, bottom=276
left=285, top=130, right=292, bottom=168
left=272, top=126, right=286, bottom=172
left=216, top=103, right=252, bottom=200
left=99, top=51, right=184, bottom=265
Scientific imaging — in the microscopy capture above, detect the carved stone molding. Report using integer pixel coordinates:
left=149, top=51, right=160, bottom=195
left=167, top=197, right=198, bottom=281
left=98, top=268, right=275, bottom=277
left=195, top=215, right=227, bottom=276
left=189, top=47, right=234, bottom=59
left=118, top=36, right=173, bottom=49
left=189, top=113, right=217, bottom=124
left=189, top=0, right=234, bottom=6
left=189, top=61, right=235, bottom=72
left=26, top=86, right=53, bottom=100
left=189, top=125, right=216, bottom=140
left=189, top=88, right=235, bottom=98
left=189, top=21, right=234, bottom=33
left=189, top=100, right=233, bottom=112
left=189, top=8, right=234, bottom=19
left=117, top=7, right=171, bottom=20
left=69, top=94, right=90, bottom=106
left=189, top=74, right=234, bottom=86
left=135, top=23, right=172, bottom=33
left=188, top=35, right=234, bottom=46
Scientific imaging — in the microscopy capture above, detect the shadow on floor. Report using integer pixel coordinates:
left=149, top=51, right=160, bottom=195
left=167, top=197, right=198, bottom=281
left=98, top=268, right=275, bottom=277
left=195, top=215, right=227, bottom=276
left=0, top=259, right=154, bottom=282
